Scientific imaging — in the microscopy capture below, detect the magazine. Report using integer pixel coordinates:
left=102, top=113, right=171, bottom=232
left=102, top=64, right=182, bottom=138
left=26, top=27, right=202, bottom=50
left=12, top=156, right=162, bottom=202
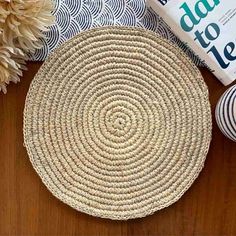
left=147, top=0, right=236, bottom=85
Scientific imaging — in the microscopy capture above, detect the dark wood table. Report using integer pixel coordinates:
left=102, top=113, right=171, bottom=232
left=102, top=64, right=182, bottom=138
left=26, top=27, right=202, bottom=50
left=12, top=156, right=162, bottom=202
left=0, top=63, right=236, bottom=236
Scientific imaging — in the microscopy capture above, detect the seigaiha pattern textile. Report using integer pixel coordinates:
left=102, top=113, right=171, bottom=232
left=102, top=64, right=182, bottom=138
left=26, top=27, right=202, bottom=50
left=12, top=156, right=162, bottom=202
left=30, top=0, right=202, bottom=65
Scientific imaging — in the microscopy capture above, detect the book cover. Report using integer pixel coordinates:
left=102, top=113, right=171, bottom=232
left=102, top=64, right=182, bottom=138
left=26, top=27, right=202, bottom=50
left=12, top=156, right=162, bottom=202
left=147, top=0, right=236, bottom=85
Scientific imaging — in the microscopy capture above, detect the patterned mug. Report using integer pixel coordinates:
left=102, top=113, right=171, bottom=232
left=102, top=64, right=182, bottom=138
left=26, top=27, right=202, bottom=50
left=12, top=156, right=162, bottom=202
left=215, top=85, right=236, bottom=141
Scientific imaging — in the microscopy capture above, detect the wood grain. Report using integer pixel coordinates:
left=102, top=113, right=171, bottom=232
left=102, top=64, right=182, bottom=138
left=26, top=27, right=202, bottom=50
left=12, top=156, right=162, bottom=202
left=0, top=62, right=236, bottom=236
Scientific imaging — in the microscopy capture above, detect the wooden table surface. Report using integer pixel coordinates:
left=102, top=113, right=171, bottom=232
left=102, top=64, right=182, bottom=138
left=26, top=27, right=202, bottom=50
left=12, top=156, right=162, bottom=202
left=0, top=63, right=236, bottom=236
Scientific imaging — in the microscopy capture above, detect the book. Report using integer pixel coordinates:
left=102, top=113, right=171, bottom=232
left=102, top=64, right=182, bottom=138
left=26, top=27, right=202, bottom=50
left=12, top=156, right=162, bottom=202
left=147, top=0, right=236, bottom=85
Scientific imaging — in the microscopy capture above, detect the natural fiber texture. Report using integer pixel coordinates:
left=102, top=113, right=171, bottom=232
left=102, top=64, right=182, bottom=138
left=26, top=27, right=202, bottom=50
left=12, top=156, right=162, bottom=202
left=0, top=0, right=54, bottom=51
left=0, top=41, right=26, bottom=93
left=0, top=0, right=54, bottom=93
left=24, top=27, right=212, bottom=220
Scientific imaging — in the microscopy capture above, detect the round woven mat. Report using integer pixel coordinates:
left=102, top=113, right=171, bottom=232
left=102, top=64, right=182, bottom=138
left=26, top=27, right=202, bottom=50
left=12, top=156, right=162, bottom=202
left=24, top=26, right=212, bottom=220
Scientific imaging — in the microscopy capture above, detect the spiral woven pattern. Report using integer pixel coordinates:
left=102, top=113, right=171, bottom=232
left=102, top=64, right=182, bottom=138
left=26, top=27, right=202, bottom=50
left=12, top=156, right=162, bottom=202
left=24, top=27, right=212, bottom=220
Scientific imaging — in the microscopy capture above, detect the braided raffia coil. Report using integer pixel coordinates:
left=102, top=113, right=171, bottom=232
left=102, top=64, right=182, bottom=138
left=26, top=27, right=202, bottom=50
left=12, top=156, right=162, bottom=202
left=24, top=27, right=212, bottom=220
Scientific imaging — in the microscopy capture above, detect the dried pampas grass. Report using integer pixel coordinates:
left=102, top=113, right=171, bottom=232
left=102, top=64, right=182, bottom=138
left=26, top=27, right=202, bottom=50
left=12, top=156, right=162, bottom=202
left=0, top=43, right=26, bottom=94
left=0, top=0, right=54, bottom=93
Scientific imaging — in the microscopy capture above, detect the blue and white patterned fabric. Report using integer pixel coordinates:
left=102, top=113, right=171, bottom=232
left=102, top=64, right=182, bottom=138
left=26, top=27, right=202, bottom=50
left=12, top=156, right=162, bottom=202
left=30, top=0, right=202, bottom=65
left=215, top=85, right=236, bottom=142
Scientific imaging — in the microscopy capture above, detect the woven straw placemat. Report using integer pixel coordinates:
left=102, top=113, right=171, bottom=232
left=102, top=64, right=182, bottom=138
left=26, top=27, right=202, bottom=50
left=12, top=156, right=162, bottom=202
left=24, top=26, right=212, bottom=220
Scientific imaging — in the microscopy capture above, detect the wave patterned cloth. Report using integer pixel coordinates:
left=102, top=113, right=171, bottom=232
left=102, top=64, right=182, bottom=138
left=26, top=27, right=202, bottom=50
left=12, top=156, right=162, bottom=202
left=30, top=0, right=202, bottom=65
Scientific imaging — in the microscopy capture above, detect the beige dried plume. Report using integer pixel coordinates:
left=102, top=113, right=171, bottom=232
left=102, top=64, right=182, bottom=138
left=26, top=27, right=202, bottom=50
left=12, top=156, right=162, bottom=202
left=0, top=40, right=26, bottom=94
left=0, top=0, right=54, bottom=93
